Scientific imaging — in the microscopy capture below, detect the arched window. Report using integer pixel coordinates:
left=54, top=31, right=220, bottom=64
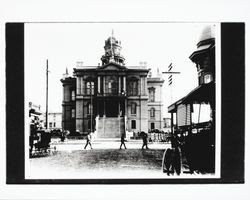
left=107, top=80, right=116, bottom=94
left=105, top=76, right=117, bottom=94
left=86, top=81, right=94, bottom=95
left=131, top=102, right=137, bottom=115
left=71, top=90, right=75, bottom=101
left=108, top=81, right=112, bottom=91
left=128, top=78, right=138, bottom=96
left=71, top=108, right=75, bottom=118
left=148, top=87, right=155, bottom=102
left=150, top=107, right=155, bottom=117
left=87, top=103, right=93, bottom=115
left=204, top=73, right=213, bottom=84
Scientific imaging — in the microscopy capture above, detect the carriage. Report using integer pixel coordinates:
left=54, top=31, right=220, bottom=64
left=29, top=128, right=56, bottom=157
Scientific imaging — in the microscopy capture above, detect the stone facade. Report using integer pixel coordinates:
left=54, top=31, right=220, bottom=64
left=61, top=77, right=76, bottom=134
left=147, top=77, right=164, bottom=131
left=61, top=35, right=164, bottom=138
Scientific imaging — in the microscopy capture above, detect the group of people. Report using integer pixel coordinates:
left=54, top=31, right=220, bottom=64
left=83, top=131, right=149, bottom=150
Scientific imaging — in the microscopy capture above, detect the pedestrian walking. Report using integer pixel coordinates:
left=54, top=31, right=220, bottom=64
left=84, top=132, right=93, bottom=149
left=141, top=131, right=149, bottom=149
left=120, top=134, right=127, bottom=149
left=60, top=131, right=66, bottom=142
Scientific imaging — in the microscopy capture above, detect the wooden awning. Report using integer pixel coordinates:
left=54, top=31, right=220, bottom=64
left=168, top=82, right=215, bottom=113
left=182, top=82, right=215, bottom=104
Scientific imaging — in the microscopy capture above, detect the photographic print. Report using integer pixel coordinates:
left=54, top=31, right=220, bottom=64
left=2, top=1, right=247, bottom=200
left=24, top=22, right=220, bottom=180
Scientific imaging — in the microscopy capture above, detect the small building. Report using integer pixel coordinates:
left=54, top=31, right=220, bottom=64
left=44, top=112, right=62, bottom=131
left=61, top=34, right=165, bottom=138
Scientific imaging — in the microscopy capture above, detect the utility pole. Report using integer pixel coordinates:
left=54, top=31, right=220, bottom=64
left=45, top=59, right=49, bottom=129
left=162, top=63, right=180, bottom=135
left=162, top=63, right=180, bottom=103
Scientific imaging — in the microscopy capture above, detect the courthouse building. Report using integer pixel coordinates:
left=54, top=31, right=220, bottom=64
left=61, top=35, right=164, bottom=138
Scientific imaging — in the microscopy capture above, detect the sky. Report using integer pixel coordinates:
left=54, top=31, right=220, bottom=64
left=25, top=22, right=217, bottom=117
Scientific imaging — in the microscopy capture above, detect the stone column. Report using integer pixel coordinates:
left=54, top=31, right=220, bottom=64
left=125, top=99, right=127, bottom=116
left=140, top=77, right=143, bottom=96
left=81, top=78, right=85, bottom=95
left=103, top=76, right=106, bottom=95
left=118, top=76, right=121, bottom=94
left=123, top=76, right=126, bottom=92
left=124, top=99, right=127, bottom=132
left=97, top=99, right=99, bottom=116
left=97, top=76, right=100, bottom=93
left=77, top=77, right=81, bottom=95
left=118, top=100, right=120, bottom=117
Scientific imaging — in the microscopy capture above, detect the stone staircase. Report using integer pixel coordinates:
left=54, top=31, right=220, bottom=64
left=97, top=117, right=125, bottom=138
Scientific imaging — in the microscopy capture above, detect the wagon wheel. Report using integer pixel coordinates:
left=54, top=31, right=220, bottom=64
left=162, top=148, right=174, bottom=175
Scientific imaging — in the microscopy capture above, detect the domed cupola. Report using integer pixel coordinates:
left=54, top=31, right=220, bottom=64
left=189, top=25, right=216, bottom=85
left=198, top=25, right=215, bottom=44
left=101, top=31, right=125, bottom=66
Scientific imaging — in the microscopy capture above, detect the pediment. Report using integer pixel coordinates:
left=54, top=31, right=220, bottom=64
left=98, top=63, right=126, bottom=71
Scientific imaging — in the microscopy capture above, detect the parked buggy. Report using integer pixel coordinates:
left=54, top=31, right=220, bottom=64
left=162, top=126, right=215, bottom=175
left=29, top=129, right=56, bottom=157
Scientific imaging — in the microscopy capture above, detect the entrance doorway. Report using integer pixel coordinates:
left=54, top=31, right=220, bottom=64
left=98, top=99, right=125, bottom=117
left=106, top=100, right=118, bottom=117
left=151, top=122, right=155, bottom=130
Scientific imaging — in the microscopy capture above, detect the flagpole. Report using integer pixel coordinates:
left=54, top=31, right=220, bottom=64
left=111, top=29, right=114, bottom=61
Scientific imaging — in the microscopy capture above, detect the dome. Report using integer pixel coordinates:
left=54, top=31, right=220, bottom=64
left=107, top=36, right=116, bottom=41
left=199, top=25, right=216, bottom=42
left=105, top=36, right=121, bottom=46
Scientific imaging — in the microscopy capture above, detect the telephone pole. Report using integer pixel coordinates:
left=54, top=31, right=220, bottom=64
left=162, top=63, right=180, bottom=103
left=162, top=63, right=180, bottom=135
left=45, top=59, right=49, bottom=129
